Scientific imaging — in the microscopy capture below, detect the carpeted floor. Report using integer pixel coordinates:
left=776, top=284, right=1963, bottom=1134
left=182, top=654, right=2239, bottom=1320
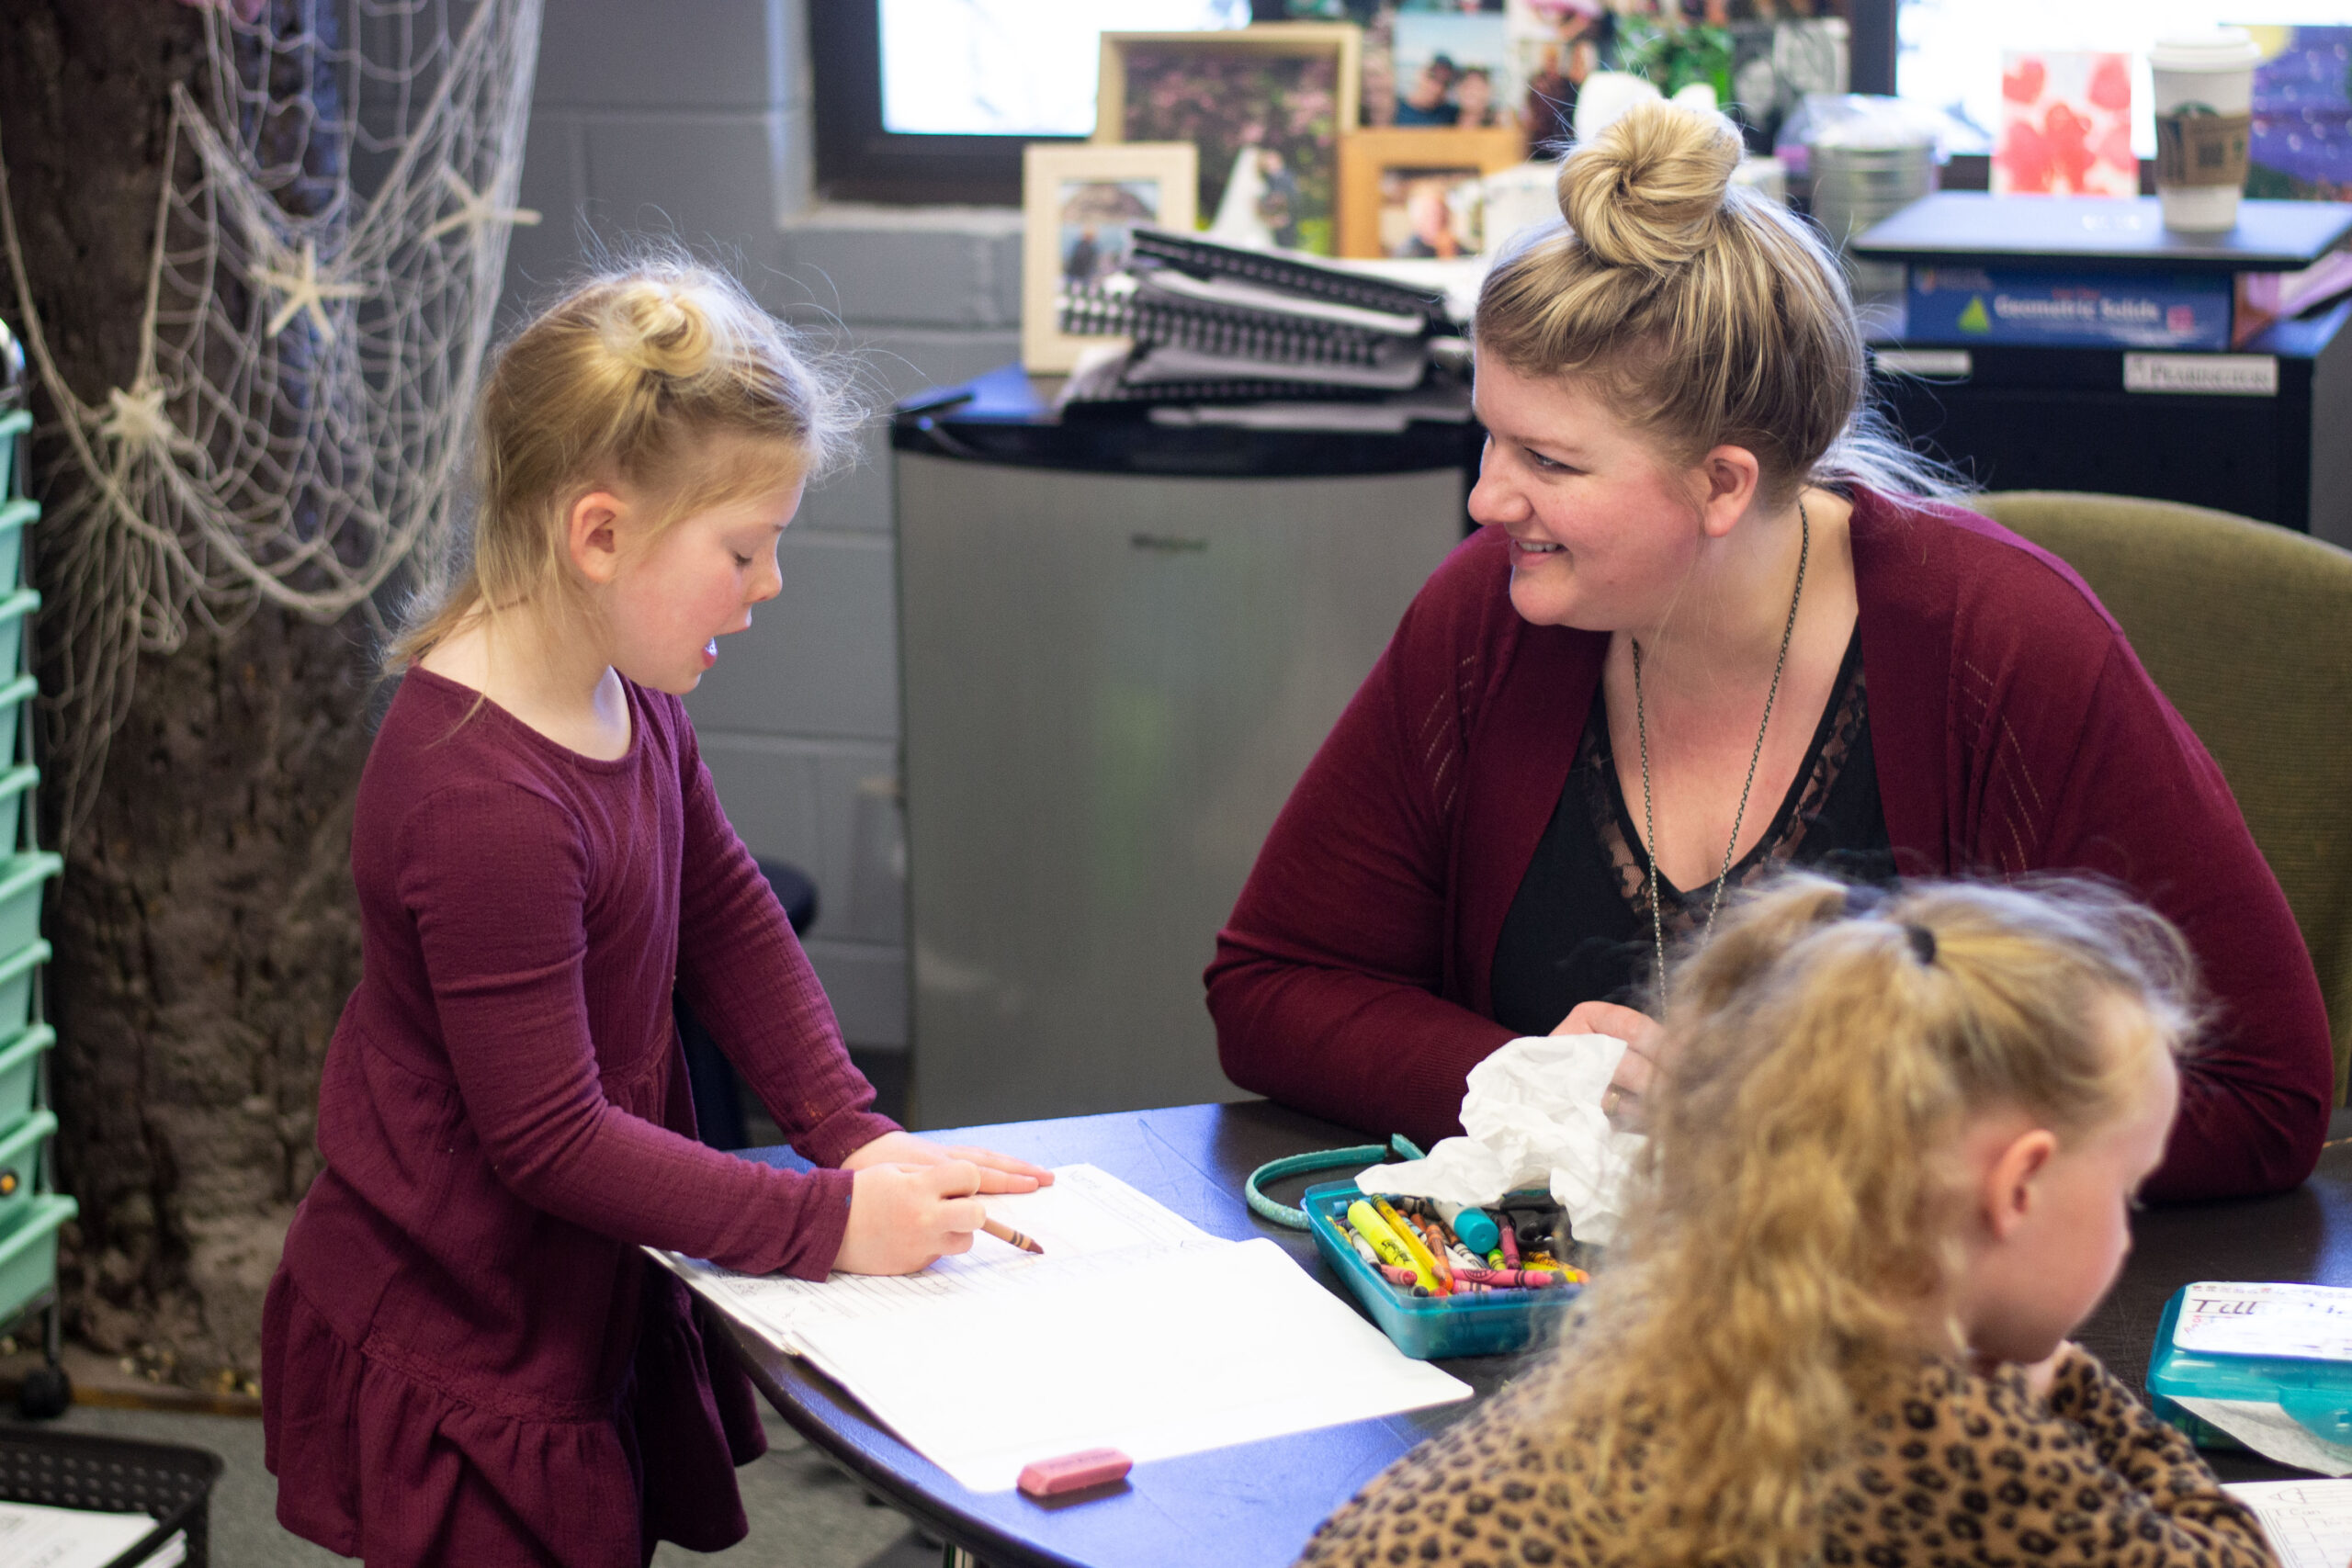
left=18, top=1402, right=938, bottom=1567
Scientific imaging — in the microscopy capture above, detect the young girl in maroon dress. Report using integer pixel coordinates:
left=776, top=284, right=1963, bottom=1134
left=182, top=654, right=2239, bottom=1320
left=261, top=262, right=1049, bottom=1567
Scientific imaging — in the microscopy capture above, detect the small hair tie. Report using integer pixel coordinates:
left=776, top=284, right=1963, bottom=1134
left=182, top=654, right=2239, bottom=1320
left=1905, top=923, right=1938, bottom=966
left=1840, top=885, right=1888, bottom=919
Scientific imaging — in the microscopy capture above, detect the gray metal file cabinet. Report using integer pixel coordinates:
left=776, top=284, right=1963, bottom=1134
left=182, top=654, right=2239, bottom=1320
left=893, top=367, right=1476, bottom=1125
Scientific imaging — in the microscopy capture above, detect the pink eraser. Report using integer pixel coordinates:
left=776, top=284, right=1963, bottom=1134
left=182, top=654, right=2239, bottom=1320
left=1016, top=1447, right=1133, bottom=1498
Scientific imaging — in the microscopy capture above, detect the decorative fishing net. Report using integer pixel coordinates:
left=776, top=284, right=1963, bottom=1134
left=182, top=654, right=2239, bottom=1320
left=0, top=0, right=542, bottom=834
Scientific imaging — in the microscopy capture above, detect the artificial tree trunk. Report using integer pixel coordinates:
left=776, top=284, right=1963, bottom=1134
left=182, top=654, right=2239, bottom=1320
left=0, top=0, right=372, bottom=1386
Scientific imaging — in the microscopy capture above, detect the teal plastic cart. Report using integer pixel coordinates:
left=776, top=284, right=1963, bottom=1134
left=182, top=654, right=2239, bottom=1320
left=0, top=329, right=72, bottom=1419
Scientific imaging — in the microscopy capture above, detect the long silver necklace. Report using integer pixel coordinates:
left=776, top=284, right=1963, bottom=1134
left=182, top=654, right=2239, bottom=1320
left=1630, top=499, right=1810, bottom=999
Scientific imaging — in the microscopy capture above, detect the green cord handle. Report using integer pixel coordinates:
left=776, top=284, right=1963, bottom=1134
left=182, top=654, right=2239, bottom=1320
left=1245, top=1134, right=1427, bottom=1229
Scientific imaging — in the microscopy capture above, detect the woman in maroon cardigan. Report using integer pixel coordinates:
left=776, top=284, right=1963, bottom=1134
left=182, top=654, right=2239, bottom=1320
left=1206, top=102, right=2330, bottom=1201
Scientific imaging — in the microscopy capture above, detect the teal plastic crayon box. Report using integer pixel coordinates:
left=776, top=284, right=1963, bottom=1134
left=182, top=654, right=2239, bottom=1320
left=1304, top=1180, right=1579, bottom=1360
left=2146, top=1281, right=2352, bottom=1450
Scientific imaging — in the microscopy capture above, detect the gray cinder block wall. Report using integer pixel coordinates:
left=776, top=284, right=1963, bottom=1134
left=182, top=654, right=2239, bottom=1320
left=502, top=0, right=1014, bottom=1055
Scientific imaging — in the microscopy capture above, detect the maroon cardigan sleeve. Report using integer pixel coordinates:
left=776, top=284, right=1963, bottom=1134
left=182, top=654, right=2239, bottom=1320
left=1860, top=498, right=2332, bottom=1201
left=2017, top=637, right=2329, bottom=1199
left=669, top=705, right=899, bottom=1168
left=1207, top=535, right=1521, bottom=1145
left=401, top=776, right=867, bottom=1280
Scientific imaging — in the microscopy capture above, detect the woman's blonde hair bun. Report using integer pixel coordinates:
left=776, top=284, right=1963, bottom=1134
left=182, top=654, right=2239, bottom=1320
left=600, top=276, right=718, bottom=379
left=1477, top=95, right=1960, bottom=505
left=1557, top=98, right=1743, bottom=273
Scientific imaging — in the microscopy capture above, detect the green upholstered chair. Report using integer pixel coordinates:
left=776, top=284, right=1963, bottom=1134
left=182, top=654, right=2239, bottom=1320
left=1973, top=491, right=2352, bottom=1099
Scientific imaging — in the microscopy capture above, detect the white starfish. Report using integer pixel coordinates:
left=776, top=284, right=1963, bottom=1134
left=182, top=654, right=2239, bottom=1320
left=423, top=165, right=541, bottom=243
left=96, top=379, right=188, bottom=452
left=253, top=239, right=368, bottom=342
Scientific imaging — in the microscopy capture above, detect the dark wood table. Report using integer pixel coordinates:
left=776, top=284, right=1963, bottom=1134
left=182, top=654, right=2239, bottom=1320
left=729, top=1102, right=2352, bottom=1568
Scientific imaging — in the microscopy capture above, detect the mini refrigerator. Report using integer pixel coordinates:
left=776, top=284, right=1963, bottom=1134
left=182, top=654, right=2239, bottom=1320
left=893, top=367, right=1477, bottom=1125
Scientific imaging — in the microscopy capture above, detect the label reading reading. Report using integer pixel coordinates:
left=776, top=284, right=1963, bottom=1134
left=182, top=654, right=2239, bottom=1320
left=2124, top=354, right=2279, bottom=397
left=2172, top=1282, right=2352, bottom=1361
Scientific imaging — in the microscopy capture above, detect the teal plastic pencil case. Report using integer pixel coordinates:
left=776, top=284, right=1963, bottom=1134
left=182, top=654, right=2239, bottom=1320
left=2146, top=1282, right=2352, bottom=1449
left=1304, top=1180, right=1579, bottom=1360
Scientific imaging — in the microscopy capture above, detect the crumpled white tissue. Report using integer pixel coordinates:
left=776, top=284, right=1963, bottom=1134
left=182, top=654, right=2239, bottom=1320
left=1354, top=1033, right=1645, bottom=1246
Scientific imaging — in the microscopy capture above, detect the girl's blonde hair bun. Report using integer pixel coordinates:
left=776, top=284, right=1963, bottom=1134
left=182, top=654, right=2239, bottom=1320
left=599, top=276, right=719, bottom=380
left=1556, top=98, right=1743, bottom=273
left=388, top=251, right=868, bottom=671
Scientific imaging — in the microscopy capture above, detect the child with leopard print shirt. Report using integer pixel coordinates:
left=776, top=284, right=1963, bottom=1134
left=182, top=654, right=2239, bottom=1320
left=1298, top=874, right=2280, bottom=1568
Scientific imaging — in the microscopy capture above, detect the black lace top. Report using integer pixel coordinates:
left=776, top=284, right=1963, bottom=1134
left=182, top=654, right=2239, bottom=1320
left=1490, top=626, right=1894, bottom=1032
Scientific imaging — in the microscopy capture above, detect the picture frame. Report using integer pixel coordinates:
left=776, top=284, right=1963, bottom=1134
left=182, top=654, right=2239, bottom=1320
left=1337, top=126, right=1528, bottom=259
left=1020, top=141, right=1198, bottom=374
left=1098, top=24, right=1363, bottom=256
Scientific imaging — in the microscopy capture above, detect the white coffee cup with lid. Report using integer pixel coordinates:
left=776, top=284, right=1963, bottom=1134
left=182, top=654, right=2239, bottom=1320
left=2149, top=28, right=2264, bottom=231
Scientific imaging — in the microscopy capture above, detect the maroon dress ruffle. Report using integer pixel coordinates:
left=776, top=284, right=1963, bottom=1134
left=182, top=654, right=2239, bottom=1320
left=264, top=670, right=897, bottom=1565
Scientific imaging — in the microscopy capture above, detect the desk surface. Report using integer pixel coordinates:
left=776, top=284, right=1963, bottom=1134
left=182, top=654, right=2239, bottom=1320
left=729, top=1102, right=2352, bottom=1568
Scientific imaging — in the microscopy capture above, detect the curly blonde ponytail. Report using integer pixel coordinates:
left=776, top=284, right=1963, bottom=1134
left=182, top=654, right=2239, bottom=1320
left=1536, top=872, right=2197, bottom=1568
left=1477, top=100, right=1958, bottom=506
left=390, top=256, right=864, bottom=669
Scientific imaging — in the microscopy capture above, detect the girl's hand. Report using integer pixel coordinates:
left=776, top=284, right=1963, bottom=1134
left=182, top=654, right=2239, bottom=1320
left=835, top=1161, right=991, bottom=1274
left=1969, top=1342, right=2074, bottom=1403
left=1554, top=1001, right=1664, bottom=1123
left=842, top=1131, right=1052, bottom=1193
left=2013, top=1343, right=2074, bottom=1403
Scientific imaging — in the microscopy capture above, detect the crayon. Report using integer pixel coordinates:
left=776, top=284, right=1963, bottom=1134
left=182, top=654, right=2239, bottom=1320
left=1498, top=1223, right=1521, bottom=1269
left=1454, top=1267, right=1566, bottom=1289
left=1378, top=1263, right=1419, bottom=1286
left=1433, top=1200, right=1502, bottom=1258
left=1399, top=1202, right=1458, bottom=1292
left=983, top=1217, right=1044, bottom=1255
left=1348, top=1200, right=1436, bottom=1291
left=1423, top=1217, right=1481, bottom=1280
left=1374, top=1196, right=1451, bottom=1293
left=1408, top=1212, right=1458, bottom=1271
left=1348, top=1231, right=1383, bottom=1270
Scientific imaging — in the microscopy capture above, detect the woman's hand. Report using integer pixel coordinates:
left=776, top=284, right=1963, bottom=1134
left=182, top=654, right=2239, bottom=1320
left=835, top=1161, right=991, bottom=1275
left=1554, top=1001, right=1664, bottom=1125
left=841, top=1130, right=1053, bottom=1193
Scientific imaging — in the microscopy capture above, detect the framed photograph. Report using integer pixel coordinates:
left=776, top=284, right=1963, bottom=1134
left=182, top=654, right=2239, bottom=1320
left=1393, top=8, right=1515, bottom=129
left=1021, top=141, right=1198, bottom=374
left=1099, top=24, right=1362, bottom=255
left=1337, top=126, right=1528, bottom=258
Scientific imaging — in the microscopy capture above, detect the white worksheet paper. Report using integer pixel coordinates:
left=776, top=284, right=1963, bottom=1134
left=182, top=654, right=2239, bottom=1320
left=0, top=1499, right=166, bottom=1568
left=2226, top=1479, right=2352, bottom=1568
left=662, top=1164, right=1221, bottom=1354
left=795, top=1236, right=1470, bottom=1492
left=660, top=1164, right=1471, bottom=1492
